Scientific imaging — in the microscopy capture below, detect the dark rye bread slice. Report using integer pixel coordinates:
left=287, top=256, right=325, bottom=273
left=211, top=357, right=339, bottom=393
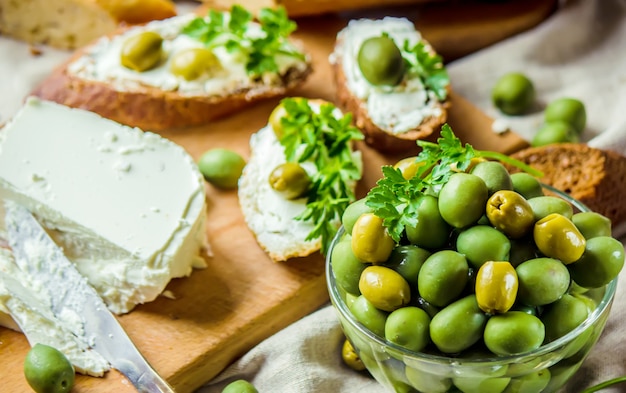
left=506, top=143, right=626, bottom=229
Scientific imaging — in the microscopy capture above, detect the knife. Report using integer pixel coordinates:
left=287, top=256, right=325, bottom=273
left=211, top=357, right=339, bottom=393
left=4, top=202, right=176, bottom=393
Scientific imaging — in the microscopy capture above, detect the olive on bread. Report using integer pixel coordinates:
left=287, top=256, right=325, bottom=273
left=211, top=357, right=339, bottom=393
left=31, top=6, right=312, bottom=131
left=238, top=98, right=363, bottom=262
left=331, top=17, right=450, bottom=154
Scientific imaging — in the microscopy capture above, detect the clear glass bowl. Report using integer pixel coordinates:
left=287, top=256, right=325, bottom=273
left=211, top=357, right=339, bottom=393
left=326, top=186, right=618, bottom=393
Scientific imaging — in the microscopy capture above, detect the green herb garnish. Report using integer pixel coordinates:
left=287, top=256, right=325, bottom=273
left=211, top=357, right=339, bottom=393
left=402, top=40, right=449, bottom=101
left=581, top=376, right=626, bottom=393
left=181, top=5, right=306, bottom=77
left=366, top=124, right=543, bottom=242
left=278, top=98, right=364, bottom=255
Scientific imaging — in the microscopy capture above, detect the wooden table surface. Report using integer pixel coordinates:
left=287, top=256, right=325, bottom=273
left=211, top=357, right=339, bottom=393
left=1, top=0, right=557, bottom=391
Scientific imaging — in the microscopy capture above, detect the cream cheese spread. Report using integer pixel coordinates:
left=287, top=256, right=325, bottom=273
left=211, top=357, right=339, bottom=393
left=331, top=17, right=444, bottom=134
left=67, top=14, right=308, bottom=96
left=0, top=248, right=110, bottom=376
left=238, top=104, right=362, bottom=259
left=0, top=97, right=207, bottom=316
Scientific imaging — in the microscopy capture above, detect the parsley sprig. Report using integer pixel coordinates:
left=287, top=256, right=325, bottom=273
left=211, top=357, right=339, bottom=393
left=181, top=5, right=305, bottom=77
left=366, top=124, right=543, bottom=242
left=278, top=98, right=364, bottom=255
left=402, top=40, right=450, bottom=101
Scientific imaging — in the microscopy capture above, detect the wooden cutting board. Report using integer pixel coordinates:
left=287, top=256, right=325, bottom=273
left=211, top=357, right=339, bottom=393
left=1, top=1, right=556, bottom=391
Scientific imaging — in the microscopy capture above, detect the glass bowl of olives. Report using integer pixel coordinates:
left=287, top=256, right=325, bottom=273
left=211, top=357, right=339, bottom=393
left=326, top=179, right=621, bottom=393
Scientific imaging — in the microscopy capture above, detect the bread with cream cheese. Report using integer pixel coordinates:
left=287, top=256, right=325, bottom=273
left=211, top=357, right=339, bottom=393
left=238, top=98, right=362, bottom=262
left=0, top=0, right=177, bottom=49
left=30, top=11, right=312, bottom=131
left=331, top=17, right=450, bottom=154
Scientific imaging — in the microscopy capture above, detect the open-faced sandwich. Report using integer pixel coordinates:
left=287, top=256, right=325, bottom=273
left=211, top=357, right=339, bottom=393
left=0, top=97, right=208, bottom=375
left=238, top=98, right=364, bottom=262
left=331, top=17, right=450, bottom=154
left=31, top=5, right=312, bottom=131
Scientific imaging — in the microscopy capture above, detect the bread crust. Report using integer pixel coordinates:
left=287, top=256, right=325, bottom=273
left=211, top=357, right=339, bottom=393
left=332, top=29, right=449, bottom=154
left=30, top=24, right=313, bottom=131
left=507, top=143, right=626, bottom=228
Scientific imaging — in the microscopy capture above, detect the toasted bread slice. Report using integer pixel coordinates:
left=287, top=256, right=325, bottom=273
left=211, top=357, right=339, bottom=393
left=331, top=17, right=450, bottom=154
left=238, top=99, right=362, bottom=262
left=0, top=0, right=177, bottom=49
left=31, top=11, right=312, bottom=131
left=507, top=143, right=626, bottom=230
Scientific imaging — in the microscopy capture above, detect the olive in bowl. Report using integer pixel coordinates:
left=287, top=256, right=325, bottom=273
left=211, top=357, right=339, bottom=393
left=327, top=184, right=620, bottom=393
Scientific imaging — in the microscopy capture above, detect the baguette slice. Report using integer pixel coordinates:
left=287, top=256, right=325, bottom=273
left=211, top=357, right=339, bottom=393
left=31, top=12, right=312, bottom=131
left=507, top=143, right=626, bottom=230
left=0, top=0, right=177, bottom=49
left=331, top=17, right=450, bottom=154
left=238, top=99, right=362, bottom=262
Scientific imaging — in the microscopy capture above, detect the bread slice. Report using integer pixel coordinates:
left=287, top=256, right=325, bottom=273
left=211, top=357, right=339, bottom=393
left=0, top=0, right=177, bottom=49
left=30, top=12, right=312, bottom=131
left=238, top=99, right=362, bottom=262
left=506, top=143, right=626, bottom=230
left=331, top=17, right=450, bottom=154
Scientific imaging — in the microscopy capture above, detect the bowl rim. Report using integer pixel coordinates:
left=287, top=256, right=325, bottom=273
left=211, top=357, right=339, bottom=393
left=326, top=184, right=619, bottom=365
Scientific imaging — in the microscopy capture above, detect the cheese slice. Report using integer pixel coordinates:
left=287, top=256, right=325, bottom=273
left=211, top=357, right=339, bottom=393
left=0, top=97, right=207, bottom=315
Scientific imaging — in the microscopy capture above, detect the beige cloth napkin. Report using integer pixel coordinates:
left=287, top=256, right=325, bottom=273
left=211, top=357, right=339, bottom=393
left=200, top=1, right=626, bottom=392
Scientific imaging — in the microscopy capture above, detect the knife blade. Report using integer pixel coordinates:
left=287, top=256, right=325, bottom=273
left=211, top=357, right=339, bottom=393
left=5, top=202, right=176, bottom=393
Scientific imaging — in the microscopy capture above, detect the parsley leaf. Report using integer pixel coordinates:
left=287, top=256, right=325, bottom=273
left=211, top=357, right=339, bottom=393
left=278, top=98, right=364, bottom=255
left=181, top=5, right=305, bottom=78
left=366, top=124, right=542, bottom=242
left=402, top=40, right=450, bottom=101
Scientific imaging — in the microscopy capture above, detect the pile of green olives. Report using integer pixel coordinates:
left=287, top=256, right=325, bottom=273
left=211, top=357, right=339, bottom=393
left=330, top=159, right=624, bottom=393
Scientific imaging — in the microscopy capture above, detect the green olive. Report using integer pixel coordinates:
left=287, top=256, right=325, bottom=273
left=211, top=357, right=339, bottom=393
left=393, top=156, right=431, bottom=180
left=170, top=47, right=222, bottom=81
left=349, top=295, right=388, bottom=337
left=475, top=261, right=518, bottom=314
left=351, top=213, right=395, bottom=263
left=384, top=306, right=431, bottom=352
left=510, top=172, right=544, bottom=199
left=486, top=190, right=535, bottom=239
left=198, top=148, right=246, bottom=189
left=542, top=293, right=589, bottom=342
left=491, top=72, right=535, bottom=115
left=483, top=311, right=545, bottom=356
left=568, top=236, right=625, bottom=288
left=470, top=161, right=514, bottom=195
left=417, top=250, right=469, bottom=308
left=533, top=213, right=586, bottom=264
left=429, top=295, right=488, bottom=354
left=531, top=121, right=579, bottom=147
left=331, top=234, right=366, bottom=295
left=544, top=97, right=586, bottom=134
left=359, top=265, right=411, bottom=312
left=268, top=162, right=311, bottom=200
left=24, top=343, right=75, bottom=393
left=222, top=379, right=258, bottom=393
left=341, top=339, right=366, bottom=371
left=516, top=257, right=570, bottom=306
left=357, top=35, right=406, bottom=86
left=571, top=212, right=612, bottom=239
left=120, top=31, right=164, bottom=72
left=341, top=198, right=373, bottom=234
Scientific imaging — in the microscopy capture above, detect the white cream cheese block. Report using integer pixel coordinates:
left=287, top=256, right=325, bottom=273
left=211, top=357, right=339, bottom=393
left=0, top=97, right=207, bottom=317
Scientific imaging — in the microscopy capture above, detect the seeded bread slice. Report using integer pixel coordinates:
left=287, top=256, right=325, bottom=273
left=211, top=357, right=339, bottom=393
left=507, top=143, right=626, bottom=229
